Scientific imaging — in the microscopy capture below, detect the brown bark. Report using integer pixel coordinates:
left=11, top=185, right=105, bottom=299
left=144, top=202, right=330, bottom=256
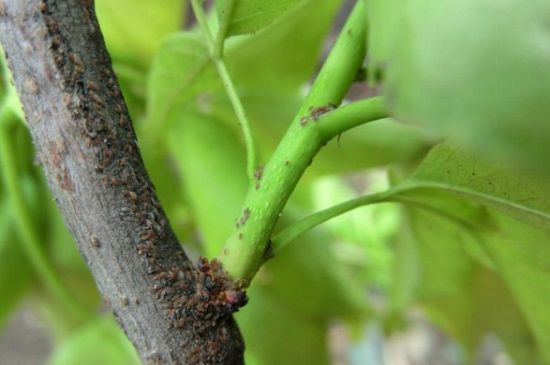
left=0, top=1, right=245, bottom=363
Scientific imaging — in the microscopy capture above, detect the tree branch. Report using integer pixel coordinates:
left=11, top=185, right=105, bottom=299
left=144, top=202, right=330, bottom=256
left=0, top=1, right=245, bottom=363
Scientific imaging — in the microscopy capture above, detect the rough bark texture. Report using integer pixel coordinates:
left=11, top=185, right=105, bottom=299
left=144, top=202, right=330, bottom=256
left=0, top=1, right=246, bottom=363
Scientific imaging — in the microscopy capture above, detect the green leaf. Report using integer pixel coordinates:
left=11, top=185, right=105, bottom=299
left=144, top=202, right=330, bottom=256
left=402, top=204, right=541, bottom=364
left=382, top=0, right=550, bottom=175
left=49, top=316, right=140, bottom=365
left=401, top=143, right=550, bottom=231
left=215, top=0, right=307, bottom=36
left=148, top=0, right=340, bottom=128
left=225, top=0, right=340, bottom=93
left=147, top=32, right=219, bottom=131
left=478, top=213, right=550, bottom=364
left=394, top=143, right=550, bottom=363
left=95, top=0, right=184, bottom=66
left=168, top=112, right=248, bottom=257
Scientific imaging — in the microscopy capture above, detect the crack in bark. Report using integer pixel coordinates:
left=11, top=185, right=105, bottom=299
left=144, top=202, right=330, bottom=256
left=0, top=1, right=245, bottom=363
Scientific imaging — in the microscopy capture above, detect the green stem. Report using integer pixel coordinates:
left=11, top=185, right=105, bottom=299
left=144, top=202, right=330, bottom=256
left=191, top=0, right=257, bottom=180
left=0, top=105, right=86, bottom=320
left=214, top=0, right=236, bottom=57
left=272, top=189, right=396, bottom=253
left=273, top=185, right=490, bottom=254
left=220, top=1, right=372, bottom=283
left=316, top=96, right=386, bottom=140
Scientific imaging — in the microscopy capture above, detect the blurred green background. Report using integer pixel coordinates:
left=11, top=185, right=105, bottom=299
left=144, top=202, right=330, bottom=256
left=1, top=1, right=549, bottom=364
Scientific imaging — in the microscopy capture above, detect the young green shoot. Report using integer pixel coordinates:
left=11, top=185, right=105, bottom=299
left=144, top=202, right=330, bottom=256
left=220, top=1, right=383, bottom=284
left=190, top=0, right=257, bottom=180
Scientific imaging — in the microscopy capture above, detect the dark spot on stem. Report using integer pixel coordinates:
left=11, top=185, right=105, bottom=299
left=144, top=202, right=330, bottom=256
left=263, top=240, right=274, bottom=261
left=253, top=165, right=264, bottom=180
left=236, top=208, right=251, bottom=228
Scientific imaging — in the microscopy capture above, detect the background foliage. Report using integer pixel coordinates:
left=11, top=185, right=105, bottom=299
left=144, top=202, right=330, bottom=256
left=0, top=0, right=548, bottom=364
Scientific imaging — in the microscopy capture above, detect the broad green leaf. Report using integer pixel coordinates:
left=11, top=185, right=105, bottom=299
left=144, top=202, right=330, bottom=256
left=216, top=0, right=307, bottom=36
left=394, top=143, right=550, bottom=362
left=226, top=0, right=340, bottom=93
left=403, top=205, right=540, bottom=364
left=148, top=0, right=340, bottom=128
left=49, top=316, right=140, bottom=365
left=95, top=0, right=184, bottom=66
left=147, top=32, right=219, bottom=130
left=478, top=213, right=550, bottom=363
left=400, top=143, right=550, bottom=231
left=382, top=0, right=550, bottom=175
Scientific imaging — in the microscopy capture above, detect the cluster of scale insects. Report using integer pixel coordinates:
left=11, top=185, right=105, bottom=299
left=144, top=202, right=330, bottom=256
left=39, top=1, right=247, bottom=362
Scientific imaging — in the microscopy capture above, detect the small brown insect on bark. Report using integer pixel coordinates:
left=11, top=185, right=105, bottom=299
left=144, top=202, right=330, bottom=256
left=91, top=235, right=101, bottom=248
left=24, top=78, right=39, bottom=94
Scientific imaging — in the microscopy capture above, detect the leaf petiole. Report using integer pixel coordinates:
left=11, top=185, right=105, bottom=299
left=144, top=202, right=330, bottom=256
left=190, top=0, right=257, bottom=180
